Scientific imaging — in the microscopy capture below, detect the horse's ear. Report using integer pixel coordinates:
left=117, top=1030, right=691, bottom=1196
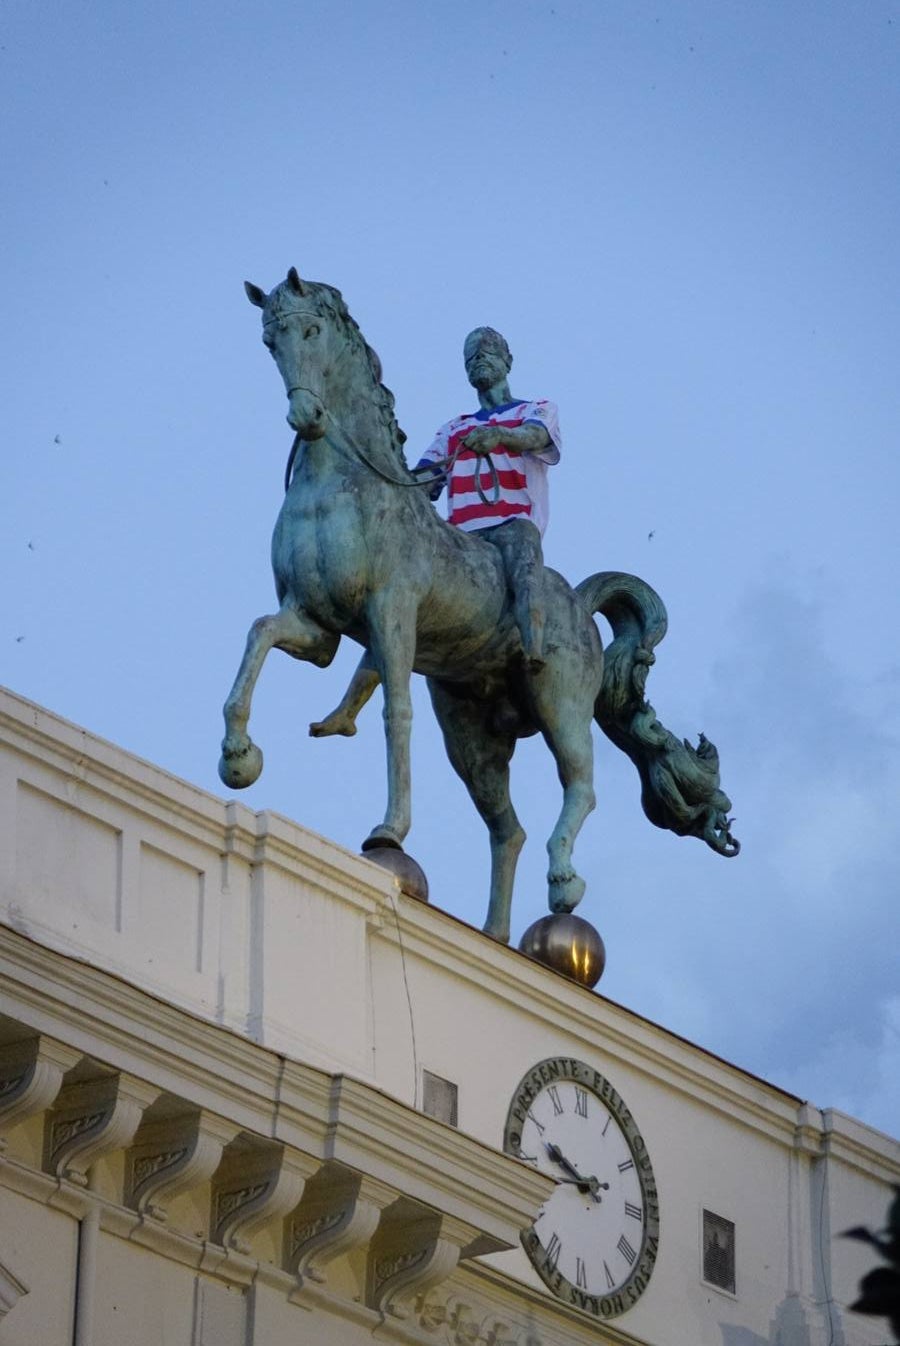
left=245, top=281, right=267, bottom=308
left=287, top=267, right=306, bottom=296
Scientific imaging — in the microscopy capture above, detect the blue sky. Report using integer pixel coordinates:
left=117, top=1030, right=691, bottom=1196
left=3, top=1, right=899, bottom=1134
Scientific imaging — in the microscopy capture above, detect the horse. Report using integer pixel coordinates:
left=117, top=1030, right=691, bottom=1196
left=219, top=269, right=738, bottom=944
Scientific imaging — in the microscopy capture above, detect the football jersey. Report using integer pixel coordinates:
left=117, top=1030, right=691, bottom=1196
left=418, top=399, right=560, bottom=535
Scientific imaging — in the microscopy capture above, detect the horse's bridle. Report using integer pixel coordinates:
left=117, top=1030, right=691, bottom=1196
left=268, top=306, right=501, bottom=507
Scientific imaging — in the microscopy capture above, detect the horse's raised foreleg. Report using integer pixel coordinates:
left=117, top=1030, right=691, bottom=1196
left=219, top=606, right=339, bottom=789
left=428, top=682, right=524, bottom=944
left=361, top=596, right=417, bottom=851
left=542, top=715, right=597, bottom=915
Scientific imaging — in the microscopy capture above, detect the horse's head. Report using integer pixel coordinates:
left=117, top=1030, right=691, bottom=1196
left=245, top=268, right=341, bottom=440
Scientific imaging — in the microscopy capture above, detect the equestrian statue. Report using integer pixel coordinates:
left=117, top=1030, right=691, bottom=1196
left=219, top=269, right=739, bottom=944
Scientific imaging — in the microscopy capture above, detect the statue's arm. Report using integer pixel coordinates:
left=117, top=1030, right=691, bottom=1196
left=463, top=422, right=552, bottom=456
left=412, top=458, right=447, bottom=500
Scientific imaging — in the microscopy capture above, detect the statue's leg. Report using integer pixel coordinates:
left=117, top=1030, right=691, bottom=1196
left=220, top=606, right=339, bottom=789
left=428, top=681, right=524, bottom=945
left=481, top=520, right=545, bottom=668
left=309, top=651, right=380, bottom=738
left=540, top=705, right=597, bottom=914
left=361, top=595, right=417, bottom=850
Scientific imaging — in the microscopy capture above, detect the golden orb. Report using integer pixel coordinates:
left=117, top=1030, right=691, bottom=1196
left=518, top=913, right=606, bottom=988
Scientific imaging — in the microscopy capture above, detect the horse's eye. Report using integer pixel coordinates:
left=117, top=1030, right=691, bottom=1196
left=304, top=324, right=320, bottom=340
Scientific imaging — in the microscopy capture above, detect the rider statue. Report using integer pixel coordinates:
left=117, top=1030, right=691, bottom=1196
left=310, top=325, right=561, bottom=738
left=415, top=326, right=560, bottom=669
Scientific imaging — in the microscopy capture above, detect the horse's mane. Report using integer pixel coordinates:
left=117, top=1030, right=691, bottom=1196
left=268, top=280, right=409, bottom=468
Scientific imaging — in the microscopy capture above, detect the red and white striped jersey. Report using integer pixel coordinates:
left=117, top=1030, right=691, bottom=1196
left=418, top=399, right=560, bottom=535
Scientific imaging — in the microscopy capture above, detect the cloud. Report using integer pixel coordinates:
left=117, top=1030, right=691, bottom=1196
left=775, top=995, right=900, bottom=1138
left=686, top=568, right=900, bottom=1121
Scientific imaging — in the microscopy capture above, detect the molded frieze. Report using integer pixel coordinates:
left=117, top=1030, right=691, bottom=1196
left=416, top=1294, right=545, bottom=1346
left=0, top=1037, right=80, bottom=1146
left=211, top=1139, right=315, bottom=1254
left=44, top=1073, right=159, bottom=1185
left=127, top=1110, right=239, bottom=1221
left=288, top=1163, right=395, bottom=1286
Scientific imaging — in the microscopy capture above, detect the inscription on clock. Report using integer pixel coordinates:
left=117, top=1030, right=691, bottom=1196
left=504, top=1057, right=660, bottom=1322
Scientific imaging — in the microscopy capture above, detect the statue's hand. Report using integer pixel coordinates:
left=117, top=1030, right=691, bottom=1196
left=462, top=427, right=502, bottom=455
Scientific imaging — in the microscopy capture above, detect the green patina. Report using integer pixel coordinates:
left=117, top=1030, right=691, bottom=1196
left=220, top=269, right=738, bottom=944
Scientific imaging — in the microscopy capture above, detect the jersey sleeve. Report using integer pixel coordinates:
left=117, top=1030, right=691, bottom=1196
left=414, top=419, right=453, bottom=500
left=522, top=399, right=561, bottom=465
left=419, top=418, right=453, bottom=464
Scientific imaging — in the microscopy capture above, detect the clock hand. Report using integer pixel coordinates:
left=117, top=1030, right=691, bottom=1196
left=544, top=1142, right=609, bottom=1201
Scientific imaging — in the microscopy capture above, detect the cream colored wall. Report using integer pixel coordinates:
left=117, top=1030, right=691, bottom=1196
left=0, top=1187, right=76, bottom=1346
left=1, top=685, right=898, bottom=1346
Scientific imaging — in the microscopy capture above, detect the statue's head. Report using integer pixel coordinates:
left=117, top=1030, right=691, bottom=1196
left=464, top=327, right=512, bottom=391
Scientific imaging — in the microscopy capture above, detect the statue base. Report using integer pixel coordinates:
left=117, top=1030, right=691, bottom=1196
left=361, top=846, right=429, bottom=904
left=518, top=912, right=606, bottom=988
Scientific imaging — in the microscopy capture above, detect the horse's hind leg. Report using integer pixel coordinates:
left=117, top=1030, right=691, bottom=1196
left=428, top=682, right=524, bottom=944
left=542, top=713, right=597, bottom=915
left=219, top=606, right=338, bottom=789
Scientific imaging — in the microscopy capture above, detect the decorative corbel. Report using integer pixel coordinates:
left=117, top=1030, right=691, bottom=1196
left=211, top=1139, right=314, bottom=1254
left=0, top=1037, right=80, bottom=1147
left=44, top=1073, right=159, bottom=1185
left=368, top=1205, right=479, bottom=1320
left=127, top=1109, right=238, bottom=1221
left=287, top=1164, right=395, bottom=1285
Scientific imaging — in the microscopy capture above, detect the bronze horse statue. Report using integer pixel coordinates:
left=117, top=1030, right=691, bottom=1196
left=219, top=269, right=738, bottom=943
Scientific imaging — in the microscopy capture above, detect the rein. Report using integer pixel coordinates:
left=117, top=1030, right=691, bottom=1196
left=284, top=415, right=501, bottom=507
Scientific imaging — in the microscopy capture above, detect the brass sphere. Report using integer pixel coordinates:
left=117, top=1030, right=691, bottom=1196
left=361, top=846, right=429, bottom=903
left=518, top=912, right=606, bottom=987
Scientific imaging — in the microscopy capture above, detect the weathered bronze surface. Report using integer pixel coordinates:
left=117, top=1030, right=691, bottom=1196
left=219, top=269, right=738, bottom=945
left=518, top=913, right=606, bottom=987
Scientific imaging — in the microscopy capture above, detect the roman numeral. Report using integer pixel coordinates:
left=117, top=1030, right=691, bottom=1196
left=546, top=1232, right=562, bottom=1272
left=576, top=1257, right=588, bottom=1288
left=604, top=1260, right=616, bottom=1289
left=527, top=1110, right=545, bottom=1135
left=574, top=1087, right=588, bottom=1118
left=617, top=1158, right=634, bottom=1173
left=625, top=1201, right=642, bottom=1220
left=617, top=1234, right=637, bottom=1266
left=601, top=1114, right=611, bottom=1137
left=547, top=1086, right=564, bottom=1116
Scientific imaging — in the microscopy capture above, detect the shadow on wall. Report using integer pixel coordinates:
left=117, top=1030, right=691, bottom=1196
left=720, top=1291, right=816, bottom=1346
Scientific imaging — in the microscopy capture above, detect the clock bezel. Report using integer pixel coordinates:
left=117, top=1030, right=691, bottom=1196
left=503, top=1056, right=660, bottom=1320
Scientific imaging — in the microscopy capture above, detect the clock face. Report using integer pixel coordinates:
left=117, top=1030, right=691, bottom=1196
left=503, top=1057, right=659, bottom=1320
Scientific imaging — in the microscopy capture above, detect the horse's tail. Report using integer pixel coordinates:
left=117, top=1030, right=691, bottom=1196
left=576, top=571, right=740, bottom=858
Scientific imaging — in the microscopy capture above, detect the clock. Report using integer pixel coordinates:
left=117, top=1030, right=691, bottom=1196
left=503, top=1056, right=659, bottom=1320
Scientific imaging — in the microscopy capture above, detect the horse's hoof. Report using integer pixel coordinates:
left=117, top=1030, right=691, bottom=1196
left=218, top=741, right=263, bottom=789
left=362, top=826, right=404, bottom=852
left=309, top=715, right=357, bottom=738
left=548, top=873, right=586, bottom=914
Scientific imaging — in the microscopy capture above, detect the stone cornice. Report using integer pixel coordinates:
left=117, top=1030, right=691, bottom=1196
left=0, top=924, right=550, bottom=1249
left=321, top=1074, right=553, bottom=1246
left=822, top=1108, right=900, bottom=1183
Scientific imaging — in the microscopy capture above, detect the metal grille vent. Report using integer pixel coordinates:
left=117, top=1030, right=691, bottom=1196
left=702, top=1209, right=736, bottom=1293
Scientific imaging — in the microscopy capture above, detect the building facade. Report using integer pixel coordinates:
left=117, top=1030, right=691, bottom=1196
left=0, top=686, right=896, bottom=1345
